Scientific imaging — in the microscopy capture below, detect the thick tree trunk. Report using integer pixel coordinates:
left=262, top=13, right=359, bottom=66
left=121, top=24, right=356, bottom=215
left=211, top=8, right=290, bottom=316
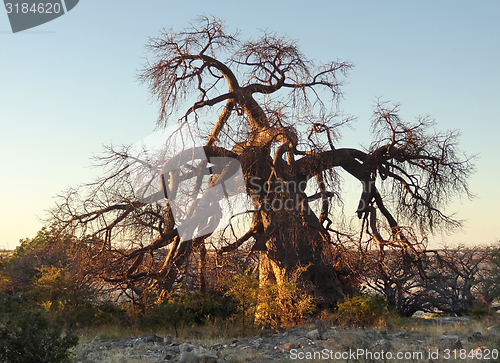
left=257, top=208, right=344, bottom=308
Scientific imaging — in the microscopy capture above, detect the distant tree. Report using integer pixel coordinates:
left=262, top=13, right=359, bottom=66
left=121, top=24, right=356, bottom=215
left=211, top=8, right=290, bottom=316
left=0, top=226, right=98, bottom=325
left=361, top=242, right=432, bottom=317
left=472, top=243, right=500, bottom=309
left=363, top=244, right=498, bottom=316
left=51, top=16, right=474, bottom=307
left=1, top=227, right=73, bottom=294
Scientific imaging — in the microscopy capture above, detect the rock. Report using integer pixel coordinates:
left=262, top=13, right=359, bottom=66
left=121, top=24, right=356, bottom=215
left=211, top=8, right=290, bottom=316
left=78, top=324, right=470, bottom=362
left=177, top=351, right=198, bottom=363
left=438, top=335, right=462, bottom=349
left=164, top=351, right=176, bottom=360
left=180, top=342, right=196, bottom=353
left=282, top=342, right=295, bottom=350
left=164, top=334, right=173, bottom=345
left=193, top=346, right=218, bottom=362
left=306, top=329, right=321, bottom=340
left=251, top=338, right=264, bottom=349
left=139, top=334, right=162, bottom=343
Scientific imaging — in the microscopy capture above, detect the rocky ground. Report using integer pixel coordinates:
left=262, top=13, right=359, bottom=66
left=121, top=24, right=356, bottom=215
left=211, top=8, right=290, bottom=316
left=75, top=318, right=500, bottom=362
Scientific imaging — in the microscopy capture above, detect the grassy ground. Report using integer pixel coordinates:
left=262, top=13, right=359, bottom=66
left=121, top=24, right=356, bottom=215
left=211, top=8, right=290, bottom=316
left=74, top=313, right=500, bottom=362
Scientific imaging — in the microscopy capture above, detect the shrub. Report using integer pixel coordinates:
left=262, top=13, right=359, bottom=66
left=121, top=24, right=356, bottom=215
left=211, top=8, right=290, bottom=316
left=0, top=293, right=78, bottom=363
left=145, top=292, right=238, bottom=336
left=334, top=295, right=388, bottom=327
left=226, top=271, right=315, bottom=329
left=28, top=265, right=97, bottom=328
left=225, top=271, right=260, bottom=328
left=256, top=280, right=315, bottom=328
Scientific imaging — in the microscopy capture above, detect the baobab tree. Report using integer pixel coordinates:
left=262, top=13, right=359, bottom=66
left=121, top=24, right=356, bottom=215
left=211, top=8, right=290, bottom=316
left=52, top=16, right=474, bottom=306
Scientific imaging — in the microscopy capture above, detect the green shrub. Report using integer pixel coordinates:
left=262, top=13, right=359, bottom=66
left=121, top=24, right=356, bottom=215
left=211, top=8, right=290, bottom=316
left=225, top=271, right=260, bottom=328
left=145, top=292, right=238, bottom=336
left=334, top=295, right=388, bottom=327
left=226, top=271, right=315, bottom=329
left=28, top=265, right=97, bottom=327
left=468, top=304, right=496, bottom=319
left=0, top=293, right=78, bottom=363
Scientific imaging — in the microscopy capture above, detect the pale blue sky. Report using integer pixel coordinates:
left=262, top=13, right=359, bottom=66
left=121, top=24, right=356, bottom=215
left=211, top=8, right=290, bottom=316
left=1, top=0, right=499, bottom=249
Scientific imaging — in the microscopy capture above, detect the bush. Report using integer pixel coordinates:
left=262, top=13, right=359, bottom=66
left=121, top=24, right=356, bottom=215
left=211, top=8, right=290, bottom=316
left=256, top=280, right=315, bottom=328
left=0, top=293, right=78, bottom=363
left=225, top=271, right=260, bottom=328
left=145, top=292, right=238, bottom=336
left=226, top=271, right=315, bottom=329
left=28, top=265, right=98, bottom=328
left=334, top=295, right=388, bottom=327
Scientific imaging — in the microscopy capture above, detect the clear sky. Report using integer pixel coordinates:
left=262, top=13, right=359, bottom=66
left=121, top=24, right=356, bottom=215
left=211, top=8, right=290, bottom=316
left=1, top=0, right=499, bottom=249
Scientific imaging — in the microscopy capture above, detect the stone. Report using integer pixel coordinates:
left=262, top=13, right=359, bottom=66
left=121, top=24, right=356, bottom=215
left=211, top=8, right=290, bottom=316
left=306, top=329, right=321, bottom=340
left=193, top=346, right=219, bottom=362
left=177, top=351, right=198, bottom=363
left=164, top=334, right=173, bottom=345
left=139, top=333, right=162, bottom=343
left=282, top=342, right=295, bottom=350
left=180, top=342, right=198, bottom=353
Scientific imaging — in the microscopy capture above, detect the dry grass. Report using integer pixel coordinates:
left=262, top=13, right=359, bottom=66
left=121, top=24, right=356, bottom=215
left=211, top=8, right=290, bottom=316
left=73, top=314, right=500, bottom=363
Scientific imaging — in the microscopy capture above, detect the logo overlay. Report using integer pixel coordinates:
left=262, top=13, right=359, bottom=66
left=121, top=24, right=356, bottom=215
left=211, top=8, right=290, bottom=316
left=4, top=0, right=79, bottom=33
left=127, top=124, right=247, bottom=243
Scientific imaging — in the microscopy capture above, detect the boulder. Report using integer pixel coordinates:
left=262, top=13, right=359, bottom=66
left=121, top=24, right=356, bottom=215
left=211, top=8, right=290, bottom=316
left=306, top=329, right=321, bottom=340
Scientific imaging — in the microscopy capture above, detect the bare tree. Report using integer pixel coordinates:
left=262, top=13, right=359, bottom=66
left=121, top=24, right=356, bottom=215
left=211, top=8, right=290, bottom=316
left=363, top=244, right=499, bottom=316
left=51, top=17, right=474, bottom=307
left=361, top=242, right=432, bottom=317
left=424, top=245, right=495, bottom=315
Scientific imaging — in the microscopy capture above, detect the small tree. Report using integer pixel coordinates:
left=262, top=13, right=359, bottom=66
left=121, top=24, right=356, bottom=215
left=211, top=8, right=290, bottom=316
left=225, top=270, right=259, bottom=328
left=0, top=227, right=98, bottom=326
